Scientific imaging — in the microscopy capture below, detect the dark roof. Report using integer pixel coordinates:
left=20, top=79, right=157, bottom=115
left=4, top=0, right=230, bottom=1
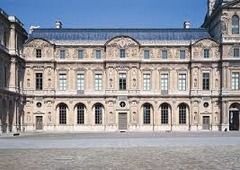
left=28, top=28, right=211, bottom=44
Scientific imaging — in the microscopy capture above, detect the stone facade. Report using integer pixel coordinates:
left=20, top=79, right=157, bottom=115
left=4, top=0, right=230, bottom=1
left=1, top=0, right=240, bottom=133
left=0, top=9, right=28, bottom=133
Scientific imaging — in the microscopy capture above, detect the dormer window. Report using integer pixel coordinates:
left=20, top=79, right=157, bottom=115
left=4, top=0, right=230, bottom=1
left=36, top=49, right=42, bottom=58
left=232, top=15, right=239, bottom=34
left=120, top=49, right=126, bottom=58
left=204, top=49, right=210, bottom=58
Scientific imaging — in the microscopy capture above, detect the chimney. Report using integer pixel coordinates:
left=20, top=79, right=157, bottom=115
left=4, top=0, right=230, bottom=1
left=183, top=21, right=190, bottom=29
left=55, top=20, right=62, bottom=29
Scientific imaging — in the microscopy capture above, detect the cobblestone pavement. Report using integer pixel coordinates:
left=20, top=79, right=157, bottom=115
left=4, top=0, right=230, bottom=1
left=0, top=132, right=240, bottom=170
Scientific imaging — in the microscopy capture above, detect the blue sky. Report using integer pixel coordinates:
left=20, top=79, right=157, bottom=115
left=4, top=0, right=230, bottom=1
left=0, top=0, right=207, bottom=31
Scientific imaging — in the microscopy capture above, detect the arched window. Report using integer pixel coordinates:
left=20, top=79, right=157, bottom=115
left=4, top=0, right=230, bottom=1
left=95, top=104, right=103, bottom=124
left=232, top=15, right=239, bottom=34
left=143, top=104, right=151, bottom=124
left=77, top=104, right=85, bottom=124
left=179, top=104, right=187, bottom=124
left=161, top=103, right=169, bottom=124
left=59, top=104, right=67, bottom=124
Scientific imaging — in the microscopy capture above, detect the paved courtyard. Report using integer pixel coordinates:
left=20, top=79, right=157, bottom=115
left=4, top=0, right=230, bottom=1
left=0, top=132, right=240, bottom=170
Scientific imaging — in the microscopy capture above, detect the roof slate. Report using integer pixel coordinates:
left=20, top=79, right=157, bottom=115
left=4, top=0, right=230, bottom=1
left=28, top=28, right=211, bottom=44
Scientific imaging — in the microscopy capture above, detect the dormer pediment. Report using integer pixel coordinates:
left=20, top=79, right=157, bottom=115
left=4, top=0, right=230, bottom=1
left=105, top=36, right=140, bottom=48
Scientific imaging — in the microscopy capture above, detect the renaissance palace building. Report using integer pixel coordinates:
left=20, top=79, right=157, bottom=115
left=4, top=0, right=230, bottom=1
left=1, top=0, right=240, bottom=133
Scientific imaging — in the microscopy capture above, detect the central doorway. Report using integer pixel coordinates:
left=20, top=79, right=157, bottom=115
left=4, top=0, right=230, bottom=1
left=118, top=112, right=127, bottom=130
left=202, top=116, right=210, bottom=130
left=36, top=116, right=43, bottom=130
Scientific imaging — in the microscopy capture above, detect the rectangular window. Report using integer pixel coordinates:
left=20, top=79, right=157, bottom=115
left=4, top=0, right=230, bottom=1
left=202, top=73, right=210, bottom=90
left=36, top=49, right=42, bottom=58
left=143, top=73, right=151, bottom=91
left=59, top=73, right=67, bottom=91
left=144, top=50, right=150, bottom=59
left=95, top=73, right=102, bottom=91
left=204, top=49, right=210, bottom=58
left=119, top=73, right=126, bottom=90
left=180, top=50, right=185, bottom=59
left=96, top=50, right=101, bottom=59
left=234, top=48, right=239, bottom=58
left=120, top=49, right=126, bottom=58
left=35, top=73, right=43, bottom=90
left=60, top=50, right=66, bottom=59
left=77, top=73, right=84, bottom=90
left=78, top=50, right=84, bottom=59
left=179, top=73, right=186, bottom=91
left=161, top=73, right=168, bottom=90
left=162, top=50, right=168, bottom=59
left=232, top=72, right=240, bottom=90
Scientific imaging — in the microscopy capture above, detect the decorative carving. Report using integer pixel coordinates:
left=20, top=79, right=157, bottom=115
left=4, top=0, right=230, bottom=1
left=107, top=37, right=139, bottom=48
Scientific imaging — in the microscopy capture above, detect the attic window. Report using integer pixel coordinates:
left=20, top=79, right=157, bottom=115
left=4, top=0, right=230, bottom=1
left=204, top=49, right=210, bottom=58
left=36, top=49, right=42, bottom=58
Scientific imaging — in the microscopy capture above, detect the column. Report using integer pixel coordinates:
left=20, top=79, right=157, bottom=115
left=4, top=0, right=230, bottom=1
left=9, top=24, right=16, bottom=55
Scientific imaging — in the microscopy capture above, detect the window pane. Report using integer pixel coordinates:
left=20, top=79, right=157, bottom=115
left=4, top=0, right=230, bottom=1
left=143, top=73, right=151, bottom=91
left=161, top=104, right=168, bottom=124
left=95, top=74, right=102, bottom=91
left=36, top=49, right=41, bottom=58
left=180, top=50, right=185, bottom=59
left=234, top=48, right=239, bottom=57
left=120, top=49, right=126, bottom=58
left=36, top=73, right=43, bottom=90
left=59, top=105, right=67, bottom=124
left=204, top=49, right=209, bottom=58
left=59, top=73, right=67, bottom=91
left=77, top=104, right=85, bottom=124
left=179, top=104, right=186, bottom=124
left=232, top=72, right=239, bottom=90
left=143, top=104, right=151, bottom=124
left=202, top=73, right=210, bottom=90
left=119, top=73, right=126, bottom=90
left=60, top=50, right=66, bottom=59
left=77, top=73, right=84, bottom=90
left=162, top=50, right=168, bottom=59
left=179, top=73, right=186, bottom=91
left=78, top=50, right=84, bottom=59
left=95, top=105, right=103, bottom=124
left=96, top=50, right=101, bottom=59
left=161, top=73, right=168, bottom=90
left=144, top=50, right=150, bottom=59
left=232, top=15, right=239, bottom=34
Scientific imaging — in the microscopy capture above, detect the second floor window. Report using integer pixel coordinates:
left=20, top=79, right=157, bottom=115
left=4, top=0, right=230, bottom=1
left=234, top=48, right=239, bottom=57
left=120, top=49, right=126, bottom=58
left=161, top=73, right=168, bottom=90
left=144, top=50, right=150, bottom=59
left=96, top=50, right=101, bottom=59
left=143, top=73, right=151, bottom=91
left=232, top=72, right=240, bottom=90
left=95, top=73, right=102, bottom=91
left=179, top=73, right=186, bottom=91
left=59, top=73, right=67, bottom=91
left=35, top=73, right=43, bottom=90
left=36, top=49, right=42, bottom=58
left=78, top=50, right=84, bottom=59
left=204, top=49, right=210, bottom=58
left=202, top=73, right=210, bottom=90
left=119, top=73, right=126, bottom=90
left=60, top=50, right=66, bottom=59
left=77, top=73, right=84, bottom=90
